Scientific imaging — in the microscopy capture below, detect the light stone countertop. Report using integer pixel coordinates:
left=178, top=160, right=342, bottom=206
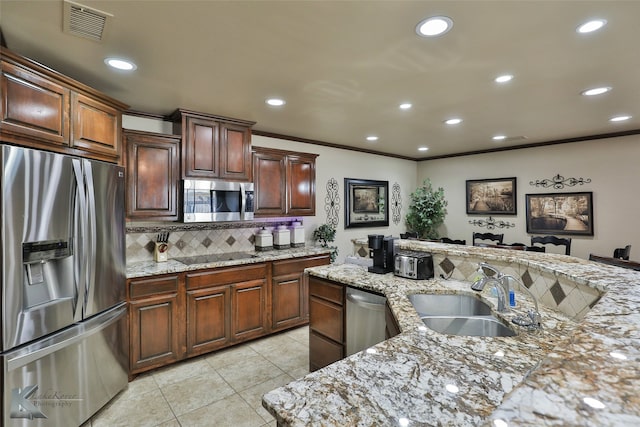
left=126, top=246, right=332, bottom=279
left=262, top=241, right=640, bottom=426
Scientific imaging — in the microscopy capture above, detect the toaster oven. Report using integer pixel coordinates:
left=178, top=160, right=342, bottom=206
left=394, top=251, right=434, bottom=280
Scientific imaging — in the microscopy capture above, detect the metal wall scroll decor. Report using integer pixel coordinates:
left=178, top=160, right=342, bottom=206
left=529, top=173, right=592, bottom=189
left=468, top=216, right=515, bottom=230
left=324, top=178, right=340, bottom=228
left=391, top=182, right=402, bottom=225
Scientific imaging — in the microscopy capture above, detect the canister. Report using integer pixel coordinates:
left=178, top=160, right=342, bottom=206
left=290, top=221, right=305, bottom=248
left=273, top=225, right=291, bottom=249
left=255, top=227, right=273, bottom=251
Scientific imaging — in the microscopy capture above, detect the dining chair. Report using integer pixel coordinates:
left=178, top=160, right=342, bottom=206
left=613, top=245, right=631, bottom=260
left=440, top=237, right=466, bottom=245
left=530, top=235, right=572, bottom=256
left=472, top=232, right=504, bottom=246
left=525, top=246, right=546, bottom=253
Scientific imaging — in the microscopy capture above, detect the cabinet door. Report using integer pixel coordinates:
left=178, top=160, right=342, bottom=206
left=272, top=273, right=304, bottom=331
left=253, top=149, right=286, bottom=215
left=287, top=153, right=316, bottom=216
left=186, top=285, right=231, bottom=356
left=125, top=130, right=180, bottom=221
left=183, top=116, right=219, bottom=178
left=71, top=92, right=121, bottom=161
left=0, top=60, right=70, bottom=146
left=130, top=293, right=182, bottom=374
left=232, top=279, right=267, bottom=342
left=128, top=275, right=184, bottom=375
left=219, top=122, right=251, bottom=181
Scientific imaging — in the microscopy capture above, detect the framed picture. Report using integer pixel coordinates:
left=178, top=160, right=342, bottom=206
left=344, top=178, right=389, bottom=228
left=525, top=192, right=594, bottom=236
left=466, top=177, right=517, bottom=215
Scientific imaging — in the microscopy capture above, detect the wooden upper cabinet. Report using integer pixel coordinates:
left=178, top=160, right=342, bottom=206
left=124, top=129, right=180, bottom=221
left=253, top=147, right=318, bottom=217
left=1, top=59, right=70, bottom=146
left=170, top=109, right=255, bottom=180
left=71, top=92, right=121, bottom=159
left=0, top=49, right=128, bottom=163
left=253, top=148, right=286, bottom=215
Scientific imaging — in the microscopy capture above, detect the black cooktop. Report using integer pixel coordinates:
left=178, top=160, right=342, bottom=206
left=175, top=252, right=257, bottom=265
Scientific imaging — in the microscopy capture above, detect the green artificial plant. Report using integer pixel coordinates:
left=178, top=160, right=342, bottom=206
left=405, top=179, right=448, bottom=239
left=313, top=224, right=339, bottom=263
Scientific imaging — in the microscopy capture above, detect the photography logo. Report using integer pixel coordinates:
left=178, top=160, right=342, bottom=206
left=11, top=385, right=47, bottom=419
left=11, top=384, right=83, bottom=420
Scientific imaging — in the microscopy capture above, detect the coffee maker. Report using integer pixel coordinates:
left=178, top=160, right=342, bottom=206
left=368, top=234, right=396, bottom=274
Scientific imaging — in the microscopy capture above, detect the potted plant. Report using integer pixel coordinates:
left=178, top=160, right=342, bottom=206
left=405, top=179, right=448, bottom=239
left=313, top=224, right=339, bottom=263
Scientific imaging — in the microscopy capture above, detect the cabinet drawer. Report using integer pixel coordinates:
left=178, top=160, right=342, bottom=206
left=309, top=296, right=343, bottom=343
left=129, top=275, right=180, bottom=299
left=186, top=263, right=266, bottom=290
left=273, top=255, right=330, bottom=277
left=309, top=330, right=344, bottom=371
left=309, top=276, right=343, bottom=305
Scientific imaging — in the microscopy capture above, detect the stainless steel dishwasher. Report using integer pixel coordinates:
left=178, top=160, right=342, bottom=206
left=346, top=287, right=387, bottom=356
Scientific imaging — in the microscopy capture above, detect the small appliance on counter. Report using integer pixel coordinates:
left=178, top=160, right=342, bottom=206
left=394, top=251, right=434, bottom=280
left=290, top=221, right=305, bottom=248
left=367, top=234, right=396, bottom=274
left=255, top=227, right=273, bottom=251
left=273, top=225, right=291, bottom=249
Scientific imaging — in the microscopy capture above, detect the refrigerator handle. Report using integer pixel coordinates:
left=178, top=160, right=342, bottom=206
left=72, top=159, right=87, bottom=322
left=83, top=159, right=98, bottom=313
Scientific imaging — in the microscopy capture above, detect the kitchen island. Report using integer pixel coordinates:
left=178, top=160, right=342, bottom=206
left=262, top=240, right=640, bottom=426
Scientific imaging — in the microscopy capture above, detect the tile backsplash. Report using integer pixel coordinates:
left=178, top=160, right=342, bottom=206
left=126, top=220, right=303, bottom=263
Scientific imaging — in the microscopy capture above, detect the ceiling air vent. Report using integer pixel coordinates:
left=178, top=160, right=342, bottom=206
left=63, top=0, right=113, bottom=42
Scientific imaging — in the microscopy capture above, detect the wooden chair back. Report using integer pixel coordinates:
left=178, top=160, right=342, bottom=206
left=472, top=232, right=504, bottom=246
left=530, top=235, right=572, bottom=256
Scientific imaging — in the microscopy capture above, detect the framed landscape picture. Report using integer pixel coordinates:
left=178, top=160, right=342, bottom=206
left=344, top=178, right=389, bottom=228
left=525, top=192, right=594, bottom=236
left=466, top=177, right=517, bottom=215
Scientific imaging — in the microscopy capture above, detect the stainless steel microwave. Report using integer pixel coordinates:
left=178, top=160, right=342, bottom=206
left=183, top=179, right=254, bottom=222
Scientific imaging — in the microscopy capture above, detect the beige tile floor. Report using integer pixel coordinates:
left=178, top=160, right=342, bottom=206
left=84, top=326, right=310, bottom=427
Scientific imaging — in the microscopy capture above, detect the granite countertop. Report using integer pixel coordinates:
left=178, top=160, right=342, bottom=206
left=126, top=246, right=332, bottom=279
left=262, top=241, right=640, bottom=426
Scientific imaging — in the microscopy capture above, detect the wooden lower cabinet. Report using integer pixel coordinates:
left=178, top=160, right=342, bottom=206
left=129, top=275, right=184, bottom=375
left=128, top=255, right=330, bottom=376
left=308, top=276, right=345, bottom=372
left=272, top=255, right=330, bottom=332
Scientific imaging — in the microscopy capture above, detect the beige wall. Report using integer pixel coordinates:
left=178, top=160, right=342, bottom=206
left=253, top=135, right=418, bottom=263
left=417, top=135, right=640, bottom=260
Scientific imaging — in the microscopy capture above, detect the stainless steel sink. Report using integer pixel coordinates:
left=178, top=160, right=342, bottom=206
left=420, top=315, right=516, bottom=337
left=408, top=293, right=493, bottom=317
left=408, top=293, right=516, bottom=337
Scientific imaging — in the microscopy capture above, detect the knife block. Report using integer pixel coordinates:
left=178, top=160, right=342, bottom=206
left=154, top=242, right=169, bottom=262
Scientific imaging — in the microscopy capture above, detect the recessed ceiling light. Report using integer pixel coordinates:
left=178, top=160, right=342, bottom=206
left=495, top=74, right=513, bottom=83
left=416, top=16, right=453, bottom=37
left=418, top=146, right=429, bottom=151
left=444, top=118, right=462, bottom=125
left=104, top=57, right=136, bottom=71
left=366, top=136, right=378, bottom=141
left=610, top=115, right=631, bottom=122
left=577, top=19, right=607, bottom=34
left=492, top=135, right=507, bottom=141
left=581, top=86, right=611, bottom=96
left=399, top=103, right=412, bottom=110
left=266, top=98, right=286, bottom=106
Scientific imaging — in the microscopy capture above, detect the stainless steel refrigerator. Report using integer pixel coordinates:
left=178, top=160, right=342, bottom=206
left=1, top=145, right=128, bottom=426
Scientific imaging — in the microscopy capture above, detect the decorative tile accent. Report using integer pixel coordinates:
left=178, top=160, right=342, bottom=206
left=357, top=247, right=368, bottom=258
left=226, top=236, right=236, bottom=246
left=202, top=237, right=212, bottom=248
left=176, top=240, right=186, bottom=250
left=440, top=258, right=455, bottom=275
left=521, top=270, right=533, bottom=289
left=550, top=281, right=566, bottom=306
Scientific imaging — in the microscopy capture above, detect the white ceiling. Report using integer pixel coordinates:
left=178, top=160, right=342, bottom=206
left=2, top=0, right=639, bottom=160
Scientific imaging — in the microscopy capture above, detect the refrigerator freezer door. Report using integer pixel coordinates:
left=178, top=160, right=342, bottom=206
left=2, top=303, right=128, bottom=426
left=82, top=158, right=125, bottom=319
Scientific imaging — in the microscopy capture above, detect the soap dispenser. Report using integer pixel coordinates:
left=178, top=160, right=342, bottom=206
left=255, top=227, right=273, bottom=251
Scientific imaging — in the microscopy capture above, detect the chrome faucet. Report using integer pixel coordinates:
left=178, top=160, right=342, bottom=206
left=471, top=262, right=510, bottom=312
left=471, top=262, right=543, bottom=329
